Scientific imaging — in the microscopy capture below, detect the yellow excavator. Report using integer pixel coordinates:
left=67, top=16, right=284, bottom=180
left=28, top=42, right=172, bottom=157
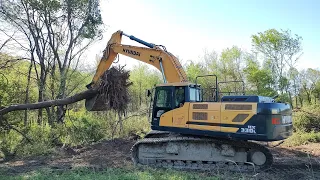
left=86, top=30, right=293, bottom=171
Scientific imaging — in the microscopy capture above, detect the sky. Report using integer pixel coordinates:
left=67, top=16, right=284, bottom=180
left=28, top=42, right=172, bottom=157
left=87, top=0, right=320, bottom=70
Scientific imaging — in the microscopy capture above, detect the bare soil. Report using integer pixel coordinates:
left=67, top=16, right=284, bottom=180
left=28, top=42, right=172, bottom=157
left=0, top=138, right=319, bottom=180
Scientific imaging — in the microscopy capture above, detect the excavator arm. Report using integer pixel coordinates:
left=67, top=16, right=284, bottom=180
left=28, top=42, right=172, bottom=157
left=87, top=30, right=188, bottom=89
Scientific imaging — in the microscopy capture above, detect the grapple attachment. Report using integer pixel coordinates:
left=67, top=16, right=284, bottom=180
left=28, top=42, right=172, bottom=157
left=85, top=94, right=110, bottom=111
left=85, top=66, right=131, bottom=112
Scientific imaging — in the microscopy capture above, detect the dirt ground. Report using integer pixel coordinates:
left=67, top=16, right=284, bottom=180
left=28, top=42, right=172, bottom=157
left=0, top=138, right=319, bottom=180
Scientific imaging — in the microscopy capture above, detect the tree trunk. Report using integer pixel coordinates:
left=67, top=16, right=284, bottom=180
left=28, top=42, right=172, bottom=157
left=293, top=79, right=298, bottom=107
left=24, top=62, right=33, bottom=127
left=37, top=70, right=47, bottom=125
left=306, top=91, right=311, bottom=104
left=0, top=88, right=98, bottom=116
left=288, top=91, right=293, bottom=106
left=45, top=107, right=53, bottom=125
left=298, top=94, right=303, bottom=107
left=49, top=62, right=56, bottom=126
left=139, top=81, right=142, bottom=106
left=56, top=70, right=67, bottom=123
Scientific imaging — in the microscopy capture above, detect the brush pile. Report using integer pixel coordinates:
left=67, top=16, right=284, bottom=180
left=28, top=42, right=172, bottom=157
left=85, top=65, right=132, bottom=113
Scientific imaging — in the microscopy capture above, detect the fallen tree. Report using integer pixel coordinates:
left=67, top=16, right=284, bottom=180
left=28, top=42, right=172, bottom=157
left=0, top=66, right=132, bottom=117
left=0, top=89, right=98, bottom=116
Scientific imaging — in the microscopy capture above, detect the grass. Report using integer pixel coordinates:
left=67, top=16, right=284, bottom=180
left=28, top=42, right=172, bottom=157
left=283, top=131, right=320, bottom=146
left=0, top=167, right=221, bottom=180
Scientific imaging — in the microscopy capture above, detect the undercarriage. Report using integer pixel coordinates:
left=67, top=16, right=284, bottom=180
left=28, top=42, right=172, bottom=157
left=131, top=131, right=273, bottom=172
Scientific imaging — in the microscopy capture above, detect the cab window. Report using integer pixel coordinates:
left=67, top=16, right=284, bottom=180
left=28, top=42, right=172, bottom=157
left=155, top=89, right=172, bottom=108
left=175, top=87, right=185, bottom=107
left=189, top=87, right=201, bottom=102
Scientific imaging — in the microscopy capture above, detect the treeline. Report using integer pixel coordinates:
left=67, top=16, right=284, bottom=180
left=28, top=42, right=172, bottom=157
left=181, top=29, right=320, bottom=108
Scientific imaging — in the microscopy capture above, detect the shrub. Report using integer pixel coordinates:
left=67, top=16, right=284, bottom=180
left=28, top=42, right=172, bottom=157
left=61, top=111, right=107, bottom=146
left=0, top=109, right=152, bottom=159
left=17, top=123, right=55, bottom=157
left=293, top=105, right=320, bottom=132
left=122, top=115, right=150, bottom=138
left=0, top=130, right=22, bottom=160
left=284, top=130, right=320, bottom=146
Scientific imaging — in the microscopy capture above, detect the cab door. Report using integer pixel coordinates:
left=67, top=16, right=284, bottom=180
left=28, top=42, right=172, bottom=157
left=152, top=86, right=174, bottom=127
left=172, top=86, right=189, bottom=128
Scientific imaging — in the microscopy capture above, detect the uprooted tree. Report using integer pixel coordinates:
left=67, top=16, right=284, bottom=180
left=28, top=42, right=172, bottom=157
left=0, top=66, right=132, bottom=115
left=0, top=66, right=132, bottom=141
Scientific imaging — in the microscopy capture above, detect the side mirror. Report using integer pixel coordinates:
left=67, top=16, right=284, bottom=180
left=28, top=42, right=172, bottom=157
left=146, top=89, right=152, bottom=97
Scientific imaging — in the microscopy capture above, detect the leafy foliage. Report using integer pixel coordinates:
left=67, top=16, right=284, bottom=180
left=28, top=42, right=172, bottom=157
left=284, top=131, right=320, bottom=146
left=128, top=63, right=161, bottom=111
left=251, top=29, right=303, bottom=104
left=0, top=0, right=104, bottom=124
left=293, top=105, right=320, bottom=133
left=243, top=58, right=276, bottom=96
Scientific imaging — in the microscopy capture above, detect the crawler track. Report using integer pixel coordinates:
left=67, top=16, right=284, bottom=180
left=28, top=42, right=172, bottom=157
left=131, top=131, right=273, bottom=172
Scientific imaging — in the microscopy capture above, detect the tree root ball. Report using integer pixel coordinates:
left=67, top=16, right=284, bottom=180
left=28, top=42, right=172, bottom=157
left=85, top=65, right=132, bottom=113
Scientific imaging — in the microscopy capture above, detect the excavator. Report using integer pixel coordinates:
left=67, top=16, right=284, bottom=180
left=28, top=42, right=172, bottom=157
left=86, top=30, right=293, bottom=171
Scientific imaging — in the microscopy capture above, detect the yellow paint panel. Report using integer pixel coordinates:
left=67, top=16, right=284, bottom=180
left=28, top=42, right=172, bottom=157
left=159, top=103, right=190, bottom=128
left=220, top=127, right=239, bottom=133
left=188, top=102, right=221, bottom=131
left=188, top=111, right=220, bottom=122
left=221, top=102, right=257, bottom=125
left=90, top=30, right=188, bottom=88
left=220, top=113, right=255, bottom=125
left=113, top=45, right=187, bottom=83
left=189, top=103, right=221, bottom=122
left=172, top=103, right=190, bottom=128
left=91, top=31, right=122, bottom=87
left=221, top=102, right=257, bottom=113
left=189, top=124, right=220, bottom=131
left=207, top=103, right=222, bottom=111
left=190, top=102, right=221, bottom=111
left=159, top=111, right=173, bottom=127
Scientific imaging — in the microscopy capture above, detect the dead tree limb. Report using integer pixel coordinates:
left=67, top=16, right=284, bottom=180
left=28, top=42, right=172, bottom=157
left=0, top=88, right=98, bottom=116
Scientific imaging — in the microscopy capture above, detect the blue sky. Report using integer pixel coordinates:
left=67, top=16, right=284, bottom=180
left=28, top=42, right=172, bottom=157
left=88, top=0, right=320, bottom=70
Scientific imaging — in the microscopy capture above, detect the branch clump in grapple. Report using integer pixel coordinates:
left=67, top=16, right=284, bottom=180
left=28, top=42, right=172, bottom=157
left=86, top=65, right=132, bottom=113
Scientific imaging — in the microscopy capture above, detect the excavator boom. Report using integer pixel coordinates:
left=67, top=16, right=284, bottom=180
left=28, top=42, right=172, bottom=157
left=87, top=30, right=187, bottom=89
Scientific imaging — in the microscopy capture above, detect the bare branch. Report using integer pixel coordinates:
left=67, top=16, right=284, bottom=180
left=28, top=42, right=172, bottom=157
left=0, top=57, right=31, bottom=69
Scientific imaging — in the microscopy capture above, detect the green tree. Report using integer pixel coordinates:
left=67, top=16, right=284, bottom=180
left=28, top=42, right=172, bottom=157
left=0, top=0, right=103, bottom=123
left=184, top=61, right=206, bottom=83
left=305, top=68, right=320, bottom=104
left=251, top=29, right=303, bottom=94
left=129, top=63, right=161, bottom=111
left=288, top=67, right=301, bottom=107
left=219, top=46, right=244, bottom=82
left=243, top=57, right=276, bottom=96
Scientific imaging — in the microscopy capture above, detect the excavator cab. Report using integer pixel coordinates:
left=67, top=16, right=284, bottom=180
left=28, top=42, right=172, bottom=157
left=150, top=83, right=201, bottom=127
